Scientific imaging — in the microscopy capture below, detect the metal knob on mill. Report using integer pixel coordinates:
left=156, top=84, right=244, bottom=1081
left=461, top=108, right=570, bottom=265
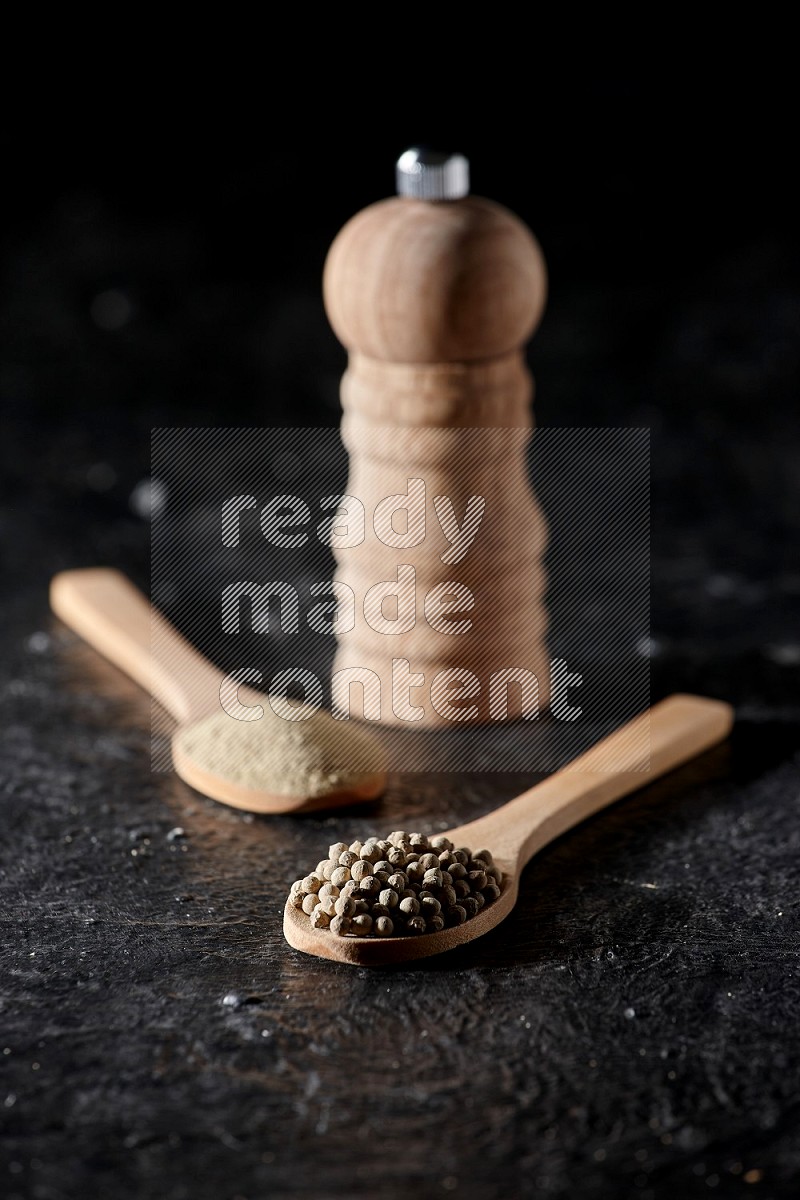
left=323, top=148, right=549, bottom=726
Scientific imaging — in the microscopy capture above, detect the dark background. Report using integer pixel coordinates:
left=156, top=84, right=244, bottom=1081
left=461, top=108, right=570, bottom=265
left=1, top=69, right=799, bottom=1199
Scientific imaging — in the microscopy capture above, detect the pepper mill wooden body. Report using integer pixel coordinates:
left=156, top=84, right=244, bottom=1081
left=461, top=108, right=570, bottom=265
left=323, top=150, right=549, bottom=727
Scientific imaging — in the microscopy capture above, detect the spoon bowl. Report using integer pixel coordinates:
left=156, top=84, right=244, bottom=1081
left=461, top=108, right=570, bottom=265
left=283, top=694, right=734, bottom=965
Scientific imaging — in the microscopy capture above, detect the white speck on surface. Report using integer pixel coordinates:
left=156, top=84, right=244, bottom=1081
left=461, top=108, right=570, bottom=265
left=90, top=288, right=133, bottom=330
left=705, top=574, right=737, bottom=598
left=765, top=643, right=800, bottom=666
left=624, top=1007, right=636, bottom=1019
left=635, top=635, right=662, bottom=659
left=27, top=632, right=50, bottom=654
left=129, top=478, right=167, bottom=520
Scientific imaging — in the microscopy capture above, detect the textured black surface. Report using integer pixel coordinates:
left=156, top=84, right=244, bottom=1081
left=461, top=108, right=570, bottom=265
left=2, top=87, right=800, bottom=1200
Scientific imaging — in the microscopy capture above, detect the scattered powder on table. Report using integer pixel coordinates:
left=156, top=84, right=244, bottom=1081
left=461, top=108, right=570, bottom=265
left=289, top=830, right=504, bottom=938
left=175, top=710, right=385, bottom=797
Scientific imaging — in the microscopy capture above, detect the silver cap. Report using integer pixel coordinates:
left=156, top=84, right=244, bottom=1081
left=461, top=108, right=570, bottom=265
left=396, top=148, right=470, bottom=201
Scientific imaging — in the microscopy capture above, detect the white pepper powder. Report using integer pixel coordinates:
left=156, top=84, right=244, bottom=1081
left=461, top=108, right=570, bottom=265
left=174, top=709, right=385, bottom=798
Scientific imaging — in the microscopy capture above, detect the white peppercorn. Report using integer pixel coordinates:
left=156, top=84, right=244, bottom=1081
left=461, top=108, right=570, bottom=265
left=440, top=885, right=457, bottom=908
left=330, top=915, right=351, bottom=935
left=447, top=862, right=467, bottom=880
left=468, top=869, right=488, bottom=891
left=371, top=903, right=390, bottom=919
left=399, top=896, right=420, bottom=916
left=328, top=842, right=349, bottom=860
left=375, top=916, right=394, bottom=936
left=338, top=850, right=358, bottom=869
left=379, top=888, right=399, bottom=909
left=330, top=866, right=351, bottom=888
left=348, top=840, right=363, bottom=855
left=318, top=882, right=340, bottom=900
left=447, top=905, right=467, bottom=925
left=351, top=860, right=372, bottom=882
left=310, top=907, right=330, bottom=929
left=302, top=875, right=322, bottom=894
left=406, top=915, right=426, bottom=935
left=334, top=895, right=356, bottom=918
left=318, top=895, right=338, bottom=917
left=316, top=860, right=329, bottom=876
left=420, top=896, right=441, bottom=917
left=302, top=893, right=320, bottom=915
left=352, top=913, right=373, bottom=935
left=418, top=853, right=439, bottom=871
left=289, top=890, right=305, bottom=909
left=387, top=872, right=407, bottom=891
left=423, top=868, right=443, bottom=889
left=428, top=915, right=445, bottom=933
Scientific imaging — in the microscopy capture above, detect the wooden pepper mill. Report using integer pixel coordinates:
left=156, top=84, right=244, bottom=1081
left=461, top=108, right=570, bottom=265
left=323, top=149, right=550, bottom=727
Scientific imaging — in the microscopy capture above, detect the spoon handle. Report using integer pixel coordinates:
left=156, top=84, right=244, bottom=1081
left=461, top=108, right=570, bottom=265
left=451, top=694, right=734, bottom=869
left=50, top=568, right=222, bottom=725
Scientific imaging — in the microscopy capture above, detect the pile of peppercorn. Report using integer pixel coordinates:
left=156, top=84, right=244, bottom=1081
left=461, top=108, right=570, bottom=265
left=289, top=830, right=503, bottom=938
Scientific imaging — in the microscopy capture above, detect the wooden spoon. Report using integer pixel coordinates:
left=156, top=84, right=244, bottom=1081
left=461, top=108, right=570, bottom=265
left=284, top=693, right=733, bottom=964
left=50, top=568, right=386, bottom=814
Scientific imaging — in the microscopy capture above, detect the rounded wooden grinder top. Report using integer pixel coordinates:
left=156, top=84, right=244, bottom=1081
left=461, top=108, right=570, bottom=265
left=323, top=153, right=547, bottom=365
